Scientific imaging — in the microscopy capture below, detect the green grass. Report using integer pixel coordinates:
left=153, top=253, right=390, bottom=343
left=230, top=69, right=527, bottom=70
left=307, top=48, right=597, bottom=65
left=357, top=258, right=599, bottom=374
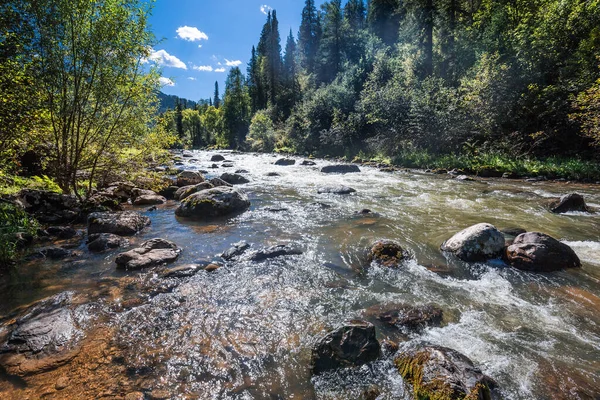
left=391, top=150, right=600, bottom=181
left=0, top=202, right=39, bottom=265
left=0, top=173, right=61, bottom=196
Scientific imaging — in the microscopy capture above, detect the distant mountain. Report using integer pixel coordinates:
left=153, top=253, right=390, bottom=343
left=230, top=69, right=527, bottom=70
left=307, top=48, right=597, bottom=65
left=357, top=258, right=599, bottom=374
left=157, top=91, right=197, bottom=113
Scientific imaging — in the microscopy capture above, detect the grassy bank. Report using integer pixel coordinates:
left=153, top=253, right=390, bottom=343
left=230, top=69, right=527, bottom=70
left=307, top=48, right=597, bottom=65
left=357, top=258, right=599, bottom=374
left=350, top=150, right=600, bottom=182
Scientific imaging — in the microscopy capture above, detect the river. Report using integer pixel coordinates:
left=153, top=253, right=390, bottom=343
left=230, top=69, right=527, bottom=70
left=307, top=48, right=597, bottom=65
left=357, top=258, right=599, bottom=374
left=1, top=150, right=599, bottom=399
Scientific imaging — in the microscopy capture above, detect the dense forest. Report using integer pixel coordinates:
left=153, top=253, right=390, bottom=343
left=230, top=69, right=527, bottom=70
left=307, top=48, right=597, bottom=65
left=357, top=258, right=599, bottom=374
left=159, top=0, right=600, bottom=173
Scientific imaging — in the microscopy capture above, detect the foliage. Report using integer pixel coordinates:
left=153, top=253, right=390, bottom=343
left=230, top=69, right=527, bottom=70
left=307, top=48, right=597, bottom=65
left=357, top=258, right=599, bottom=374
left=0, top=202, right=39, bottom=265
left=220, top=68, right=251, bottom=148
left=247, top=110, right=277, bottom=152
left=572, top=76, right=600, bottom=147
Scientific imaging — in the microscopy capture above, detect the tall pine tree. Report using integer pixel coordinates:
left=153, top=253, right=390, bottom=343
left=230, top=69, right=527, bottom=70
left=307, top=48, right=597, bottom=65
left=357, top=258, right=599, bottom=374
left=317, top=0, right=344, bottom=83
left=213, top=81, right=221, bottom=108
left=298, top=0, right=321, bottom=73
left=344, top=0, right=366, bottom=31
left=367, top=0, right=401, bottom=45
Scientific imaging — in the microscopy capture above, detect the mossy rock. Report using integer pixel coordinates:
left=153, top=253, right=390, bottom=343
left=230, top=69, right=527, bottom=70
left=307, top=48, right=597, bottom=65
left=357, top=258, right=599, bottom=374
left=395, top=345, right=496, bottom=400
left=368, top=240, right=409, bottom=267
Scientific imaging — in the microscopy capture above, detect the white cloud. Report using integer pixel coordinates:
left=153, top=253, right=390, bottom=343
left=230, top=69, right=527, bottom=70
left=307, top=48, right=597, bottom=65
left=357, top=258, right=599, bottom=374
left=198, top=44, right=203, bottom=48
left=159, top=77, right=175, bottom=86
left=225, top=59, right=242, bottom=67
left=187, top=77, right=197, bottom=81
left=193, top=65, right=213, bottom=72
left=260, top=5, right=272, bottom=15
left=176, top=26, right=208, bottom=42
left=148, top=49, right=187, bottom=69
left=215, top=68, right=226, bottom=73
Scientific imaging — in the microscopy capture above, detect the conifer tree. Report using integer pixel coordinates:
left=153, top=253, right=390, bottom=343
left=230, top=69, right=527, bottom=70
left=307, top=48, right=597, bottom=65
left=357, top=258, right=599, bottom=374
left=298, top=0, right=321, bottom=72
left=367, top=0, right=401, bottom=45
left=344, top=0, right=366, bottom=31
left=213, top=81, right=221, bottom=108
left=317, top=0, right=344, bottom=83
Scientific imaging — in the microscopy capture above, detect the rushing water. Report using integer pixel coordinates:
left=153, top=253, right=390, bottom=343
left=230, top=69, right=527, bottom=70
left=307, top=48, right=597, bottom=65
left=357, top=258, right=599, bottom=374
left=1, top=151, right=600, bottom=399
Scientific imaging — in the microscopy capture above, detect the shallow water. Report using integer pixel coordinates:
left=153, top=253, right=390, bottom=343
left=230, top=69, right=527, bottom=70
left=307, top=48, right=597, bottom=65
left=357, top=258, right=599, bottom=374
left=1, top=151, right=600, bottom=399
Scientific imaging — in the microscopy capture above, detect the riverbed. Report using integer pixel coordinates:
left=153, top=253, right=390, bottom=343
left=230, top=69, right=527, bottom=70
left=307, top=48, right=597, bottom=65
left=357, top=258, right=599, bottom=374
left=1, top=151, right=599, bottom=399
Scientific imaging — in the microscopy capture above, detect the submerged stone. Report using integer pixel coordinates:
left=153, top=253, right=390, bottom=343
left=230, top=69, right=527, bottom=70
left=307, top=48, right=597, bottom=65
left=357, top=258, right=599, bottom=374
left=317, top=186, right=356, bottom=195
left=248, top=244, right=303, bottom=262
left=368, top=240, right=408, bottom=267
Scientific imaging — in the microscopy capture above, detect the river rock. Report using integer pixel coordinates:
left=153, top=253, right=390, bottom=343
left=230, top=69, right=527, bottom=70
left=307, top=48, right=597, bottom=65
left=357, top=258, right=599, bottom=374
left=266, top=172, right=281, bottom=177
left=133, top=194, right=166, bottom=206
left=275, top=158, right=295, bottom=166
left=115, top=238, right=181, bottom=270
left=441, top=223, right=505, bottom=262
left=366, top=303, right=443, bottom=332
left=317, top=186, right=356, bottom=195
left=549, top=193, right=589, bottom=214
left=311, top=320, right=380, bottom=374
left=159, top=185, right=179, bottom=200
left=301, top=160, right=316, bottom=166
left=221, top=241, right=250, bottom=260
left=174, top=182, right=214, bottom=201
left=248, top=244, right=303, bottom=262
left=175, top=187, right=250, bottom=220
left=455, top=175, right=475, bottom=182
left=182, top=151, right=194, bottom=158
left=160, top=264, right=202, bottom=279
left=368, top=240, right=408, bottom=267
left=235, top=169, right=249, bottom=174
left=395, top=345, right=496, bottom=400
left=131, top=188, right=156, bottom=200
left=46, top=226, right=78, bottom=239
left=87, top=233, right=129, bottom=252
left=176, top=171, right=205, bottom=187
left=87, top=211, right=150, bottom=236
left=220, top=173, right=250, bottom=185
left=209, top=177, right=233, bottom=188
left=505, top=232, right=581, bottom=272
left=38, top=246, right=73, bottom=259
left=17, top=189, right=81, bottom=224
left=321, top=164, right=361, bottom=174
left=211, top=154, right=225, bottom=162
left=0, top=292, right=84, bottom=376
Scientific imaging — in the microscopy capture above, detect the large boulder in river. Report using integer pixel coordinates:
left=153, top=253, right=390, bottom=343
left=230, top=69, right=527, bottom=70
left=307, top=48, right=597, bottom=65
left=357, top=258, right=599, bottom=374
left=87, top=211, right=150, bottom=236
left=321, top=164, right=361, bottom=174
left=550, top=193, right=589, bottom=214
left=87, top=233, right=129, bottom=252
left=210, top=154, right=225, bottom=162
left=441, top=223, right=505, bottom=262
left=176, top=170, right=205, bottom=187
left=395, top=345, right=496, bottom=400
left=115, top=238, right=181, bottom=270
left=220, top=172, right=250, bottom=185
left=368, top=240, right=409, bottom=267
left=275, top=158, right=295, bottom=166
left=174, top=182, right=214, bottom=201
left=311, top=320, right=380, bottom=374
left=505, top=232, right=581, bottom=272
left=0, top=292, right=85, bottom=376
left=175, top=186, right=250, bottom=220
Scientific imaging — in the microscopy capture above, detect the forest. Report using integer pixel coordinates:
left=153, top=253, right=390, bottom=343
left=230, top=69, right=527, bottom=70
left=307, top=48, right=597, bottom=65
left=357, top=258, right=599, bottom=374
left=161, top=0, right=600, bottom=178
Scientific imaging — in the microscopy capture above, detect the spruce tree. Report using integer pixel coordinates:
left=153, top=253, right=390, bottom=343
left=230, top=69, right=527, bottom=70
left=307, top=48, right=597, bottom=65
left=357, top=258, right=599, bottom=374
left=344, top=0, right=366, bottom=31
left=221, top=67, right=250, bottom=148
left=298, top=0, right=321, bottom=72
left=317, top=0, right=344, bottom=83
left=175, top=99, right=184, bottom=139
left=213, top=81, right=221, bottom=108
left=367, top=0, right=401, bottom=45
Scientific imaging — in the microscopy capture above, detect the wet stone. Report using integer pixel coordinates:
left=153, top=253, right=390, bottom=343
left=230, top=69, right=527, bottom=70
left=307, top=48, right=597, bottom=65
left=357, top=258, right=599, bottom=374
left=368, top=240, right=408, bottom=267
left=221, top=241, right=251, bottom=261
left=275, top=158, right=296, bottom=166
left=321, top=164, right=361, bottom=174
left=133, top=194, right=166, bottom=206
left=87, top=233, right=129, bottom=253
left=209, top=177, right=233, bottom=188
left=317, top=186, right=356, bottom=195
left=87, top=211, right=150, bottom=236
left=174, top=182, right=214, bottom=201
left=248, top=244, right=303, bottom=262
left=300, top=160, right=316, bottom=166
left=505, top=232, right=581, bottom=272
left=37, top=246, right=73, bottom=260
left=365, top=303, right=443, bottom=332
left=311, top=320, right=381, bottom=374
left=115, top=238, right=181, bottom=270
left=175, top=187, right=250, bottom=220
left=176, top=170, right=205, bottom=187
left=395, top=345, right=497, bottom=400
left=441, top=223, right=505, bottom=262
left=160, top=264, right=202, bottom=279
left=211, top=154, right=225, bottom=162
left=550, top=193, right=589, bottom=213
left=46, top=226, right=78, bottom=239
left=220, top=172, right=250, bottom=185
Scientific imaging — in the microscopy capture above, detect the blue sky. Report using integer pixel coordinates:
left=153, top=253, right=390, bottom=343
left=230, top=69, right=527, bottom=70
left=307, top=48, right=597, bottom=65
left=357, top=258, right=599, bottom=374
left=147, top=0, right=326, bottom=101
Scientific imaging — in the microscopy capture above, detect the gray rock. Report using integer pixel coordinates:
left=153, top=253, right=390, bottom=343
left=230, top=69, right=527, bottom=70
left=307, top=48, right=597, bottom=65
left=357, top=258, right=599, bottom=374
left=175, top=187, right=250, bottom=220
left=317, top=186, right=356, bottom=195
left=266, top=172, right=281, bottom=177
left=159, top=186, right=179, bottom=200
left=505, top=232, right=581, bottom=272
left=396, top=345, right=496, bottom=400
left=160, top=264, right=202, bottom=279
left=321, top=164, right=361, bottom=174
left=550, top=193, right=589, bottom=213
left=115, top=238, right=181, bottom=270
left=221, top=241, right=250, bottom=260
left=174, top=182, right=214, bottom=200
left=87, top=233, right=129, bottom=252
left=211, top=154, right=225, bottom=162
left=248, top=244, right=303, bottom=262
left=87, top=211, right=150, bottom=236
left=209, top=177, right=233, bottom=188
left=275, top=158, right=295, bottom=166
left=133, top=194, right=166, bottom=206
left=0, top=292, right=84, bottom=376
left=365, top=303, right=443, bottom=332
left=176, top=170, right=205, bottom=187
left=38, top=247, right=73, bottom=259
left=17, top=189, right=80, bottom=224
left=441, top=223, right=505, bottom=262
left=300, top=160, right=316, bottom=166
left=130, top=188, right=156, bottom=200
left=220, top=173, right=250, bottom=185
left=311, top=321, right=380, bottom=374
